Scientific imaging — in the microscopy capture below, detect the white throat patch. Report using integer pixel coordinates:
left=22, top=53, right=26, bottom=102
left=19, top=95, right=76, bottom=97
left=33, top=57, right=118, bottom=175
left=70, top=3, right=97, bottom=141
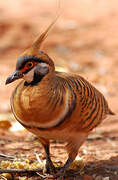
left=23, top=63, right=48, bottom=83
left=23, top=67, right=35, bottom=83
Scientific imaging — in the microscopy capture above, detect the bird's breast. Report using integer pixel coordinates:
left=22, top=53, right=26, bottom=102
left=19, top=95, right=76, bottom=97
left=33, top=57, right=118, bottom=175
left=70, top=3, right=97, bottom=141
left=11, top=80, right=76, bottom=131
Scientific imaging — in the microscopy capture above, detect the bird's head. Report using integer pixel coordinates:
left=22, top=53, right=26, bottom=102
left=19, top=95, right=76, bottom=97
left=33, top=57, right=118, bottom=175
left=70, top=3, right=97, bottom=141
left=5, top=51, right=55, bottom=86
left=6, top=18, right=57, bottom=86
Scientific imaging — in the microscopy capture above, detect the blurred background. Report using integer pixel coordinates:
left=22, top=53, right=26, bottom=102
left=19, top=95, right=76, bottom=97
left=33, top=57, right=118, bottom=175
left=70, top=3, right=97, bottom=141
left=0, top=0, right=118, bottom=113
left=0, top=0, right=118, bottom=178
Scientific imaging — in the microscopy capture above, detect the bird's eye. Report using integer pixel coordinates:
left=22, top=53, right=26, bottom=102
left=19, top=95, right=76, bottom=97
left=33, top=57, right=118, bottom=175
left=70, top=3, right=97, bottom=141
left=26, top=62, right=34, bottom=68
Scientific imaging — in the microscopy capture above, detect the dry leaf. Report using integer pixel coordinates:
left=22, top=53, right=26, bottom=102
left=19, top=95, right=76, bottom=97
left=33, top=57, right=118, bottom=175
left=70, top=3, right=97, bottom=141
left=0, top=120, right=11, bottom=130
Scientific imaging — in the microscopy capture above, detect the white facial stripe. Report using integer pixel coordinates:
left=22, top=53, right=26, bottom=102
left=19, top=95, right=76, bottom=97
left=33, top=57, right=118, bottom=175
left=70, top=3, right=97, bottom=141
left=23, top=67, right=35, bottom=83
left=23, top=63, right=48, bottom=83
left=39, top=62, right=48, bottom=67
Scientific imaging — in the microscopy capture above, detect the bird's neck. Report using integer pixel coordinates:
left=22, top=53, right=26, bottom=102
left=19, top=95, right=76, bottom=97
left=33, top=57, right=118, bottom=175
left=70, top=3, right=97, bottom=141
left=24, top=71, right=56, bottom=86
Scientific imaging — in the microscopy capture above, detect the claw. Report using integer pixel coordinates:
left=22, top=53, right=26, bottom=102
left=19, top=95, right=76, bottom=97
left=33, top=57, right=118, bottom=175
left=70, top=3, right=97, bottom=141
left=43, top=160, right=56, bottom=175
left=55, top=166, right=66, bottom=178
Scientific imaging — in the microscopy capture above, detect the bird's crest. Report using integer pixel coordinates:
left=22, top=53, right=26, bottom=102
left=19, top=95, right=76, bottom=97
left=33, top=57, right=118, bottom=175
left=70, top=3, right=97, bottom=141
left=21, top=15, right=60, bottom=57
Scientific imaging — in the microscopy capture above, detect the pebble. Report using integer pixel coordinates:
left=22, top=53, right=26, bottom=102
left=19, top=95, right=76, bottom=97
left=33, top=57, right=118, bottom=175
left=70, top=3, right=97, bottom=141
left=98, top=67, right=108, bottom=75
left=69, top=61, right=81, bottom=72
left=103, top=177, right=109, bottom=180
left=95, top=175, right=102, bottom=180
left=10, top=121, right=24, bottom=132
left=82, top=148, right=88, bottom=155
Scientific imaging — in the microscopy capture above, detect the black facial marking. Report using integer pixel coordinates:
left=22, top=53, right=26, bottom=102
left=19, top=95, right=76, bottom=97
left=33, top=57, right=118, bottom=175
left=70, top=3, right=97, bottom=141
left=24, top=74, right=44, bottom=86
left=16, top=56, right=47, bottom=70
left=24, top=64, right=49, bottom=86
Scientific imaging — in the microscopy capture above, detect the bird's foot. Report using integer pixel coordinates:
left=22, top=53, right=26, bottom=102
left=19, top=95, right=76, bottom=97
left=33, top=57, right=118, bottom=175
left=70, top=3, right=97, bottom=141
left=43, top=161, right=56, bottom=175
left=53, top=166, right=66, bottom=178
left=40, top=163, right=57, bottom=179
left=43, top=165, right=66, bottom=179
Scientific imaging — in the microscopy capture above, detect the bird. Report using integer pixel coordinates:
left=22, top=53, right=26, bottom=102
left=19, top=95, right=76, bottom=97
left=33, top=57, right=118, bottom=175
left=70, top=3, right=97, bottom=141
left=5, top=19, right=114, bottom=177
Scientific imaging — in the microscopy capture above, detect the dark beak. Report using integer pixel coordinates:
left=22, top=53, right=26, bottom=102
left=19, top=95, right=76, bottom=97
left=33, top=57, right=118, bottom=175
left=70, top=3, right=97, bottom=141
left=5, top=70, right=23, bottom=85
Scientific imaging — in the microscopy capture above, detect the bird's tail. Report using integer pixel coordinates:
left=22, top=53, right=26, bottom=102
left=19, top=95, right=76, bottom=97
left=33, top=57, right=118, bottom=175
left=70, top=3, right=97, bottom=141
left=108, top=109, right=115, bottom=115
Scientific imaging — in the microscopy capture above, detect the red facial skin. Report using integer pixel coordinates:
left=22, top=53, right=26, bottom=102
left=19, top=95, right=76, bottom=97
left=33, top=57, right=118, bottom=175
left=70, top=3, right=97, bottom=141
left=20, top=61, right=38, bottom=73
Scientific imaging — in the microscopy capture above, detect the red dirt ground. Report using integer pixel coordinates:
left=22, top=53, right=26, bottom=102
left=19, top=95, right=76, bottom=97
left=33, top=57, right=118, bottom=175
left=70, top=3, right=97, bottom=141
left=0, top=0, right=118, bottom=179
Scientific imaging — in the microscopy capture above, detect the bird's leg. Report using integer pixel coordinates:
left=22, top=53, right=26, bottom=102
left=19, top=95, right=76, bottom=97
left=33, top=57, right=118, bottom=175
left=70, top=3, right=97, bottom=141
left=56, top=133, right=88, bottom=177
left=55, top=140, right=78, bottom=178
left=39, top=138, right=56, bottom=174
left=43, top=144, right=56, bottom=174
left=60, top=156, right=73, bottom=170
left=57, top=148, right=78, bottom=176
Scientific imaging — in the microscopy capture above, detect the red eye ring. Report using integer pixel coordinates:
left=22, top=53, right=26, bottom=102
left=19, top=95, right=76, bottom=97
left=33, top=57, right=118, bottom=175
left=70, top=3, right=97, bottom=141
left=26, top=61, right=34, bottom=68
left=20, top=61, right=38, bottom=73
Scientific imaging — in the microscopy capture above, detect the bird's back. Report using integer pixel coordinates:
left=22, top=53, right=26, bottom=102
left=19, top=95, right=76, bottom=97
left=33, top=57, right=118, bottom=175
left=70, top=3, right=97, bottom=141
left=55, top=71, right=114, bottom=132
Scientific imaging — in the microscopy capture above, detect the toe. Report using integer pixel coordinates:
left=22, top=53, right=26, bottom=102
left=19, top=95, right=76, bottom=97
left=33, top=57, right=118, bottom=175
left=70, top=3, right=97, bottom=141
left=43, top=162, right=56, bottom=174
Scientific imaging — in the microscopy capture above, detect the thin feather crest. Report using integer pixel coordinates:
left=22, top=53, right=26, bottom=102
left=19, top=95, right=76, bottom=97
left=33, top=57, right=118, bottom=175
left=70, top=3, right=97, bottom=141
left=32, top=14, right=60, bottom=51
left=20, top=0, right=62, bottom=57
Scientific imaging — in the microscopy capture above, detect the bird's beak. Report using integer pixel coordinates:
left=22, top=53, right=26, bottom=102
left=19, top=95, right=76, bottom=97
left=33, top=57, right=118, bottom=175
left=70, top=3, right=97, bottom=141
left=5, top=70, right=23, bottom=85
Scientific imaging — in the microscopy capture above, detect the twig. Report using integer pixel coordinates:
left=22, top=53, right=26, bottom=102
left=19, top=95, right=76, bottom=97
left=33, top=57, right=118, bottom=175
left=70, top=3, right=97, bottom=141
left=35, top=153, right=44, bottom=165
left=0, top=154, right=15, bottom=161
left=0, top=174, right=7, bottom=180
left=36, top=172, right=47, bottom=179
left=103, top=164, right=118, bottom=172
left=0, top=168, right=42, bottom=174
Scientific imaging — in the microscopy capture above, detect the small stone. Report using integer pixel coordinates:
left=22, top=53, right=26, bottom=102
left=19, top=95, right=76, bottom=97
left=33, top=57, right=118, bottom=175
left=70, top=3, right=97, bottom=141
left=95, top=175, right=102, bottom=180
left=82, top=149, right=88, bottom=155
left=94, top=50, right=104, bottom=60
left=19, top=177, right=27, bottom=180
left=69, top=61, right=80, bottom=72
left=92, top=174, right=96, bottom=179
left=103, top=177, right=110, bottom=180
left=98, top=67, right=108, bottom=75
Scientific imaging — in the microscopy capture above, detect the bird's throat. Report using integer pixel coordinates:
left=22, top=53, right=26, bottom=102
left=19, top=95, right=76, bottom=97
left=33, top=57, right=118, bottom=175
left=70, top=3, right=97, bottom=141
left=24, top=72, right=44, bottom=86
